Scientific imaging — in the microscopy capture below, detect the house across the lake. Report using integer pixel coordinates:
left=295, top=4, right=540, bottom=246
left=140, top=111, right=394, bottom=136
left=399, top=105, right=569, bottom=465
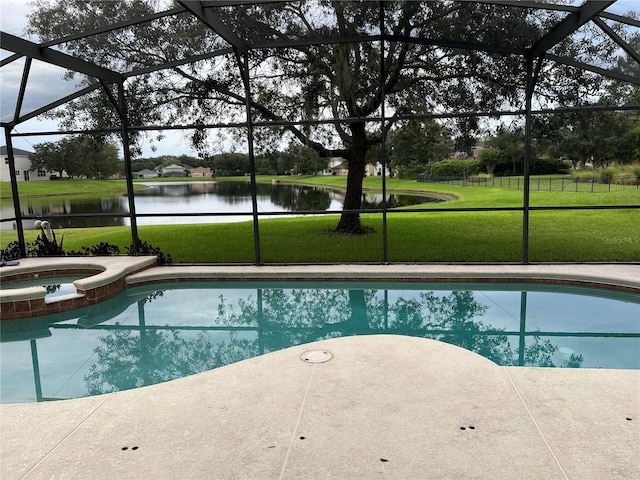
left=190, top=166, right=213, bottom=177
left=0, top=146, right=52, bottom=182
left=137, top=168, right=159, bottom=178
left=161, top=163, right=188, bottom=177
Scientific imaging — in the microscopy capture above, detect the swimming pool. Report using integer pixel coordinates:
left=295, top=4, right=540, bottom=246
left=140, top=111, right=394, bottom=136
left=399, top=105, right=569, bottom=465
left=1, top=280, right=638, bottom=403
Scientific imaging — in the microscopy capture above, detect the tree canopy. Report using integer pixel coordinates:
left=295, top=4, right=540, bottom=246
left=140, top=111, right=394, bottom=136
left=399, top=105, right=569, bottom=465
left=24, top=0, right=636, bottom=232
left=29, top=136, right=121, bottom=179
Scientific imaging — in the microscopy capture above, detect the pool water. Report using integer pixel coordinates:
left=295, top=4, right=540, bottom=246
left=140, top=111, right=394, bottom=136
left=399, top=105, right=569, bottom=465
left=2, top=275, right=85, bottom=298
left=1, top=281, right=638, bottom=403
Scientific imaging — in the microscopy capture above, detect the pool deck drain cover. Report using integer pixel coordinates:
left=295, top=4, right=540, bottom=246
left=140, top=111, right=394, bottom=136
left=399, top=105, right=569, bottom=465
left=301, top=350, right=333, bottom=363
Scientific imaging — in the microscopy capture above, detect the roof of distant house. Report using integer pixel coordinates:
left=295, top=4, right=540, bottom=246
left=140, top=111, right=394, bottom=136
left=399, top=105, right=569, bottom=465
left=0, top=146, right=33, bottom=156
left=330, top=161, right=349, bottom=170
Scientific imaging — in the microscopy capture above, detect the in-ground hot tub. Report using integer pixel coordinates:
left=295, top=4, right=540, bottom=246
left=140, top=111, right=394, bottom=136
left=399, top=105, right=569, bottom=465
left=0, top=256, right=158, bottom=319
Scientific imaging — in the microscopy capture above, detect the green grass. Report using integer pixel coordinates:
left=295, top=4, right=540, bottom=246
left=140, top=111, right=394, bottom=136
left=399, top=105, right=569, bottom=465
left=1, top=176, right=638, bottom=263
left=0, top=179, right=146, bottom=198
left=2, top=210, right=637, bottom=263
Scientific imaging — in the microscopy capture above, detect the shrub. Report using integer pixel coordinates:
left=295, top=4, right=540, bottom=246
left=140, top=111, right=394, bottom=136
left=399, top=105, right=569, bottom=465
left=26, top=234, right=65, bottom=257
left=530, top=157, right=568, bottom=175
left=429, top=159, right=482, bottom=177
left=67, top=242, right=121, bottom=256
left=0, top=241, right=22, bottom=261
left=126, top=240, right=173, bottom=265
left=600, top=169, right=615, bottom=184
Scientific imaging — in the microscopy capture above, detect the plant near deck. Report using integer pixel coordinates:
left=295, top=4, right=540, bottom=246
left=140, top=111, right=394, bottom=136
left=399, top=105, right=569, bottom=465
left=0, top=241, right=21, bottom=261
left=2, top=221, right=173, bottom=264
left=126, top=240, right=173, bottom=265
left=67, top=242, right=121, bottom=256
left=28, top=221, right=65, bottom=257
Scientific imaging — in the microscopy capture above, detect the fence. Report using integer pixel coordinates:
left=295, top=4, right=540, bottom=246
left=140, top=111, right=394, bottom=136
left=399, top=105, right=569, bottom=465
left=416, top=175, right=640, bottom=192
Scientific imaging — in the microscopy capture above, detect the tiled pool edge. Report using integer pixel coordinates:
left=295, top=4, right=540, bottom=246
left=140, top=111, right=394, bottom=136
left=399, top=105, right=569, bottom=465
left=2, top=261, right=637, bottom=319
left=125, top=264, right=640, bottom=294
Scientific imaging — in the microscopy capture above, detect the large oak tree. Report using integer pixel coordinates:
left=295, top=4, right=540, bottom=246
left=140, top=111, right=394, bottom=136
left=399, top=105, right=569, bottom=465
left=27, top=0, right=625, bottom=232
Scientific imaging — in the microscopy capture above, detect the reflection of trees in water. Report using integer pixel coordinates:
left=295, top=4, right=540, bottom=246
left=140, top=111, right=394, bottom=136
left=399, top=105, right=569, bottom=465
left=85, top=288, right=583, bottom=394
left=85, top=329, right=257, bottom=395
left=211, top=181, right=254, bottom=196
left=361, top=193, right=443, bottom=209
left=269, top=185, right=332, bottom=211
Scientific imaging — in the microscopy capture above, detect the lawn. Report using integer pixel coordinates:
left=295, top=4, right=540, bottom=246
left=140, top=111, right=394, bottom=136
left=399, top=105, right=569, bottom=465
left=1, top=176, right=638, bottom=263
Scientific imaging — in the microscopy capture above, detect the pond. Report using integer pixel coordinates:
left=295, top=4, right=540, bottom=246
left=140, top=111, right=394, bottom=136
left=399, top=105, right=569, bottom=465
left=1, top=181, right=445, bottom=230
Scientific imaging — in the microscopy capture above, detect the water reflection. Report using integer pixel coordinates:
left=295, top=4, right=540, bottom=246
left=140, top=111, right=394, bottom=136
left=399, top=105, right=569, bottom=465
left=2, top=283, right=638, bottom=403
left=1, top=181, right=444, bottom=230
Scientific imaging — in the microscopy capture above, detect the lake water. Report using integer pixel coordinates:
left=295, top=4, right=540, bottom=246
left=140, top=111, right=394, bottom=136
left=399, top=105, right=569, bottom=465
left=2, top=181, right=444, bottom=230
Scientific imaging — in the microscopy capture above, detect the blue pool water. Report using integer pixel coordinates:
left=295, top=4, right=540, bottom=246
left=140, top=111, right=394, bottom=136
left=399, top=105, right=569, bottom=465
left=2, top=275, right=85, bottom=298
left=1, top=281, right=638, bottom=404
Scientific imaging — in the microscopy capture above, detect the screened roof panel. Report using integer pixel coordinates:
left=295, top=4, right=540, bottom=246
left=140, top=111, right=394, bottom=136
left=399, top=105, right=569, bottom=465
left=0, top=0, right=638, bottom=127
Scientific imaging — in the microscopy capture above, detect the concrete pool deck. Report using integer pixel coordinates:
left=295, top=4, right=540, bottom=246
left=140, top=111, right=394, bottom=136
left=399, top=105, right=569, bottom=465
left=1, top=263, right=639, bottom=479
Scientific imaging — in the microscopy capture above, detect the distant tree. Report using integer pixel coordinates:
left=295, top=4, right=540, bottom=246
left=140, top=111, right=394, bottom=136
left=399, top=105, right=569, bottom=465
left=548, top=111, right=637, bottom=168
left=477, top=147, right=502, bottom=175
left=284, top=144, right=328, bottom=175
left=29, top=140, right=74, bottom=178
left=131, top=157, right=163, bottom=172
left=485, top=127, right=525, bottom=175
left=74, top=137, right=121, bottom=179
left=211, top=153, right=250, bottom=176
left=29, top=136, right=120, bottom=178
left=388, top=120, right=454, bottom=178
left=631, top=118, right=640, bottom=162
left=453, top=117, right=480, bottom=157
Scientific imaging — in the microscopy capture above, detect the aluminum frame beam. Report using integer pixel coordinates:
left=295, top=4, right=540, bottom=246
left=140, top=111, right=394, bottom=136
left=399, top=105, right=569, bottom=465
left=526, top=0, right=615, bottom=60
left=38, top=7, right=187, bottom=49
left=545, top=53, right=640, bottom=86
left=593, top=17, right=640, bottom=67
left=0, top=32, right=121, bottom=83
left=2, top=84, right=101, bottom=128
left=177, top=0, right=248, bottom=53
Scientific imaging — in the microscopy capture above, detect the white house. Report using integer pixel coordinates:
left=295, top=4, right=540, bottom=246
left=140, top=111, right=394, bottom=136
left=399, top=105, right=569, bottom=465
left=161, top=163, right=187, bottom=177
left=320, top=157, right=348, bottom=176
left=365, top=161, right=392, bottom=177
left=0, top=146, right=51, bottom=182
left=137, top=168, right=158, bottom=178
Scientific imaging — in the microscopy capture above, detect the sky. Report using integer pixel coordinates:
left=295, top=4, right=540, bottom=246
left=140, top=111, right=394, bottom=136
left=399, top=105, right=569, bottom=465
left=1, top=0, right=639, bottom=157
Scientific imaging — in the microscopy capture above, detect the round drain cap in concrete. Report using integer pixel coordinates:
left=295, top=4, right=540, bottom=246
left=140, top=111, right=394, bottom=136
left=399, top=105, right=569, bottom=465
left=301, top=350, right=333, bottom=363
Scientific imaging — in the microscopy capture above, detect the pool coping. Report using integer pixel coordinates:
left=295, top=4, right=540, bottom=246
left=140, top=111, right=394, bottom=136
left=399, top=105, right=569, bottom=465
left=125, top=263, right=640, bottom=293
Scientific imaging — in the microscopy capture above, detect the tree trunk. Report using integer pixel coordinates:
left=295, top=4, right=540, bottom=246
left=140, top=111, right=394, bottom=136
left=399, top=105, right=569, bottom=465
left=336, top=122, right=368, bottom=234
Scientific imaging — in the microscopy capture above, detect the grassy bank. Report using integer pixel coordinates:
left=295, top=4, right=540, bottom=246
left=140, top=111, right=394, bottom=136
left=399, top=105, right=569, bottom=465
left=0, top=179, right=146, bottom=198
left=1, top=176, right=638, bottom=263
left=1, top=209, right=637, bottom=263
